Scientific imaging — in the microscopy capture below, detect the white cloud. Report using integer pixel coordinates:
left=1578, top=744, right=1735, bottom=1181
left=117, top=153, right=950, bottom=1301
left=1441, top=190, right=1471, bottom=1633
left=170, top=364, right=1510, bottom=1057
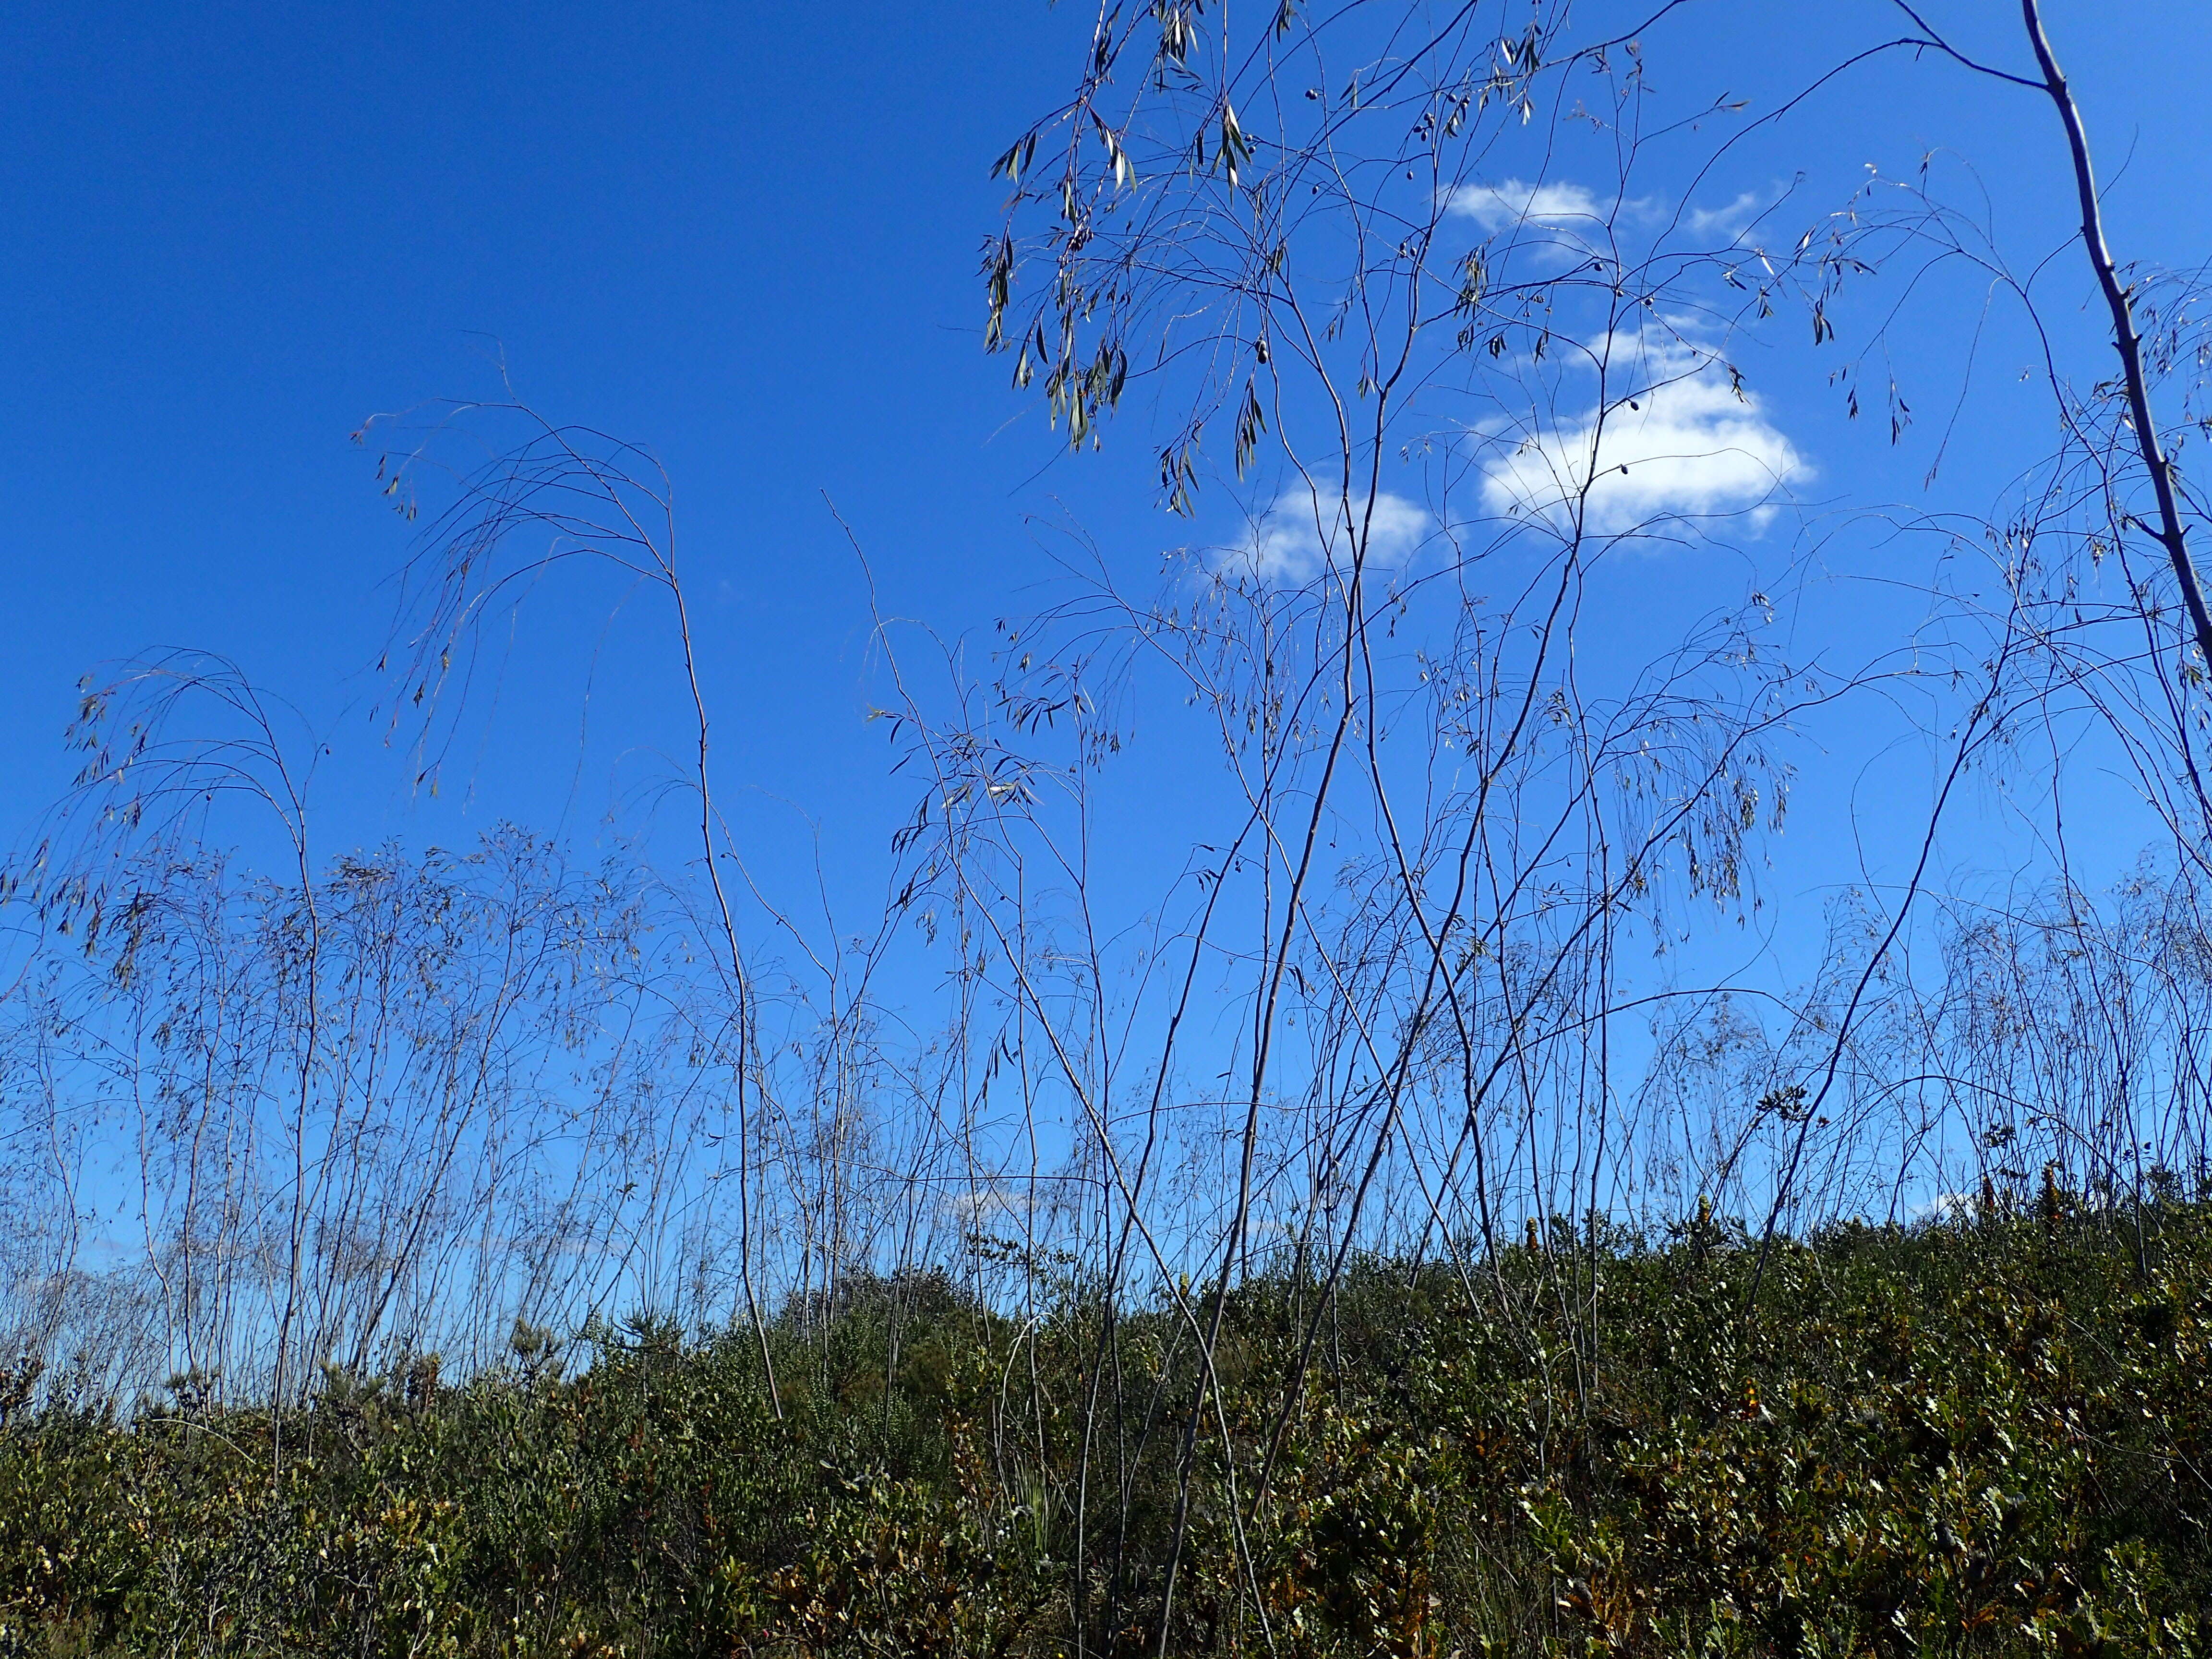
left=1227, top=490, right=1430, bottom=583
left=1476, top=337, right=1809, bottom=538
left=1916, top=1191, right=1983, bottom=1225
left=1448, top=177, right=1611, bottom=233
left=948, top=1187, right=1019, bottom=1220
left=1450, top=177, right=1769, bottom=249
left=1686, top=190, right=1764, bottom=240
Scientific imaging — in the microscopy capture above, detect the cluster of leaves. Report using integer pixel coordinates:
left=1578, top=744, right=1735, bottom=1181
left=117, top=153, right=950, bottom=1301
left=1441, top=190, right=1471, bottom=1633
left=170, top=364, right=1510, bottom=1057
left=5, top=1214, right=2211, bottom=1656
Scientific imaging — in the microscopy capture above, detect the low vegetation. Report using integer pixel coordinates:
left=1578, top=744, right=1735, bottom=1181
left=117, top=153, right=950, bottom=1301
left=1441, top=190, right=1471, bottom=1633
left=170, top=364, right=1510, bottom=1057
left=6, top=1201, right=2209, bottom=1657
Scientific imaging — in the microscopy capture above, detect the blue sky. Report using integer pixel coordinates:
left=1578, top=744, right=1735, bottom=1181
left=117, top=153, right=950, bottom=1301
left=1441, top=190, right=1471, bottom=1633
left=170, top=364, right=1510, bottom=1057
left=3, top=0, right=2209, bottom=962
left=4, top=0, right=2212, bottom=1323
left=2, top=0, right=1092, bottom=865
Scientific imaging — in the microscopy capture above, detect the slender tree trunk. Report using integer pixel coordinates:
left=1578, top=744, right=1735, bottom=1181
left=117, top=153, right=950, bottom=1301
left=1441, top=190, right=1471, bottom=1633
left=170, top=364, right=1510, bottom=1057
left=2021, top=0, right=2212, bottom=671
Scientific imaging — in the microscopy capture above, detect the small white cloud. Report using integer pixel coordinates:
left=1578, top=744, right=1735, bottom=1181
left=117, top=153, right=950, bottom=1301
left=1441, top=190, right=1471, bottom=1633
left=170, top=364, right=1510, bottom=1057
left=949, top=1188, right=1017, bottom=1220
left=1451, top=177, right=1767, bottom=251
left=1448, top=177, right=1611, bottom=233
left=1686, top=190, right=1764, bottom=240
left=1476, top=337, right=1808, bottom=538
left=1916, top=1191, right=1983, bottom=1225
left=1227, top=490, right=1430, bottom=583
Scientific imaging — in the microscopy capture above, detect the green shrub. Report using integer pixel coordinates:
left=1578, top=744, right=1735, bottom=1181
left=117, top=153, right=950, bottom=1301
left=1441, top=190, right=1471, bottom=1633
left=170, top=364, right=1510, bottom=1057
left=5, top=1210, right=2209, bottom=1656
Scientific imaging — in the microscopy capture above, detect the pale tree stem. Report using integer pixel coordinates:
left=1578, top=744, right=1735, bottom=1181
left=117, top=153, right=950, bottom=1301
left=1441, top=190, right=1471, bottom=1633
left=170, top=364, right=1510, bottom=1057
left=669, top=572, right=783, bottom=1420
left=2021, top=0, right=2212, bottom=672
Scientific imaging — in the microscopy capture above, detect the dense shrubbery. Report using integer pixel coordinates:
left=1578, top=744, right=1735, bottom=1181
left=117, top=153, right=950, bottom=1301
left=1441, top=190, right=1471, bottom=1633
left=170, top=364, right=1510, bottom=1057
left=5, top=1206, right=2211, bottom=1656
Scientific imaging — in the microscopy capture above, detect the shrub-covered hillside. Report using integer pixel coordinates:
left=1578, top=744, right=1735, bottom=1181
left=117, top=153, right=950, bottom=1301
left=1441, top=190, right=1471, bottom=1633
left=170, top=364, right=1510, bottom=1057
left=5, top=1206, right=2210, bottom=1657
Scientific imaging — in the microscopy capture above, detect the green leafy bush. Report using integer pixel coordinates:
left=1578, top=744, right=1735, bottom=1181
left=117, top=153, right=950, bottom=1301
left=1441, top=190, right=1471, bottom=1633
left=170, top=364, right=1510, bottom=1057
left=5, top=1212, right=2209, bottom=1656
